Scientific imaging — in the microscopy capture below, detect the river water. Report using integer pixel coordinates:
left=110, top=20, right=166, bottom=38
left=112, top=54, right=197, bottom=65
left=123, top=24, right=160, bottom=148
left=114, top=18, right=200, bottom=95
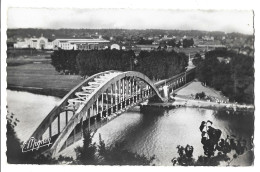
left=7, top=90, right=254, bottom=166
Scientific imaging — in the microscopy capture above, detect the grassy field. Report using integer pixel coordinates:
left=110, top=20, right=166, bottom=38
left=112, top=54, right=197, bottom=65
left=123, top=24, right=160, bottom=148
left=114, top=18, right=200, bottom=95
left=7, top=61, right=82, bottom=97
left=7, top=48, right=53, bottom=58
left=7, top=56, right=52, bottom=66
left=176, top=81, right=229, bottom=101
left=176, top=47, right=208, bottom=55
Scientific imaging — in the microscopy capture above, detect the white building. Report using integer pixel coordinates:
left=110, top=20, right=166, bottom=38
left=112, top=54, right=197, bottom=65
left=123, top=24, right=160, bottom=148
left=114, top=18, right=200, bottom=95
left=14, top=35, right=53, bottom=49
left=110, top=44, right=120, bottom=50
left=14, top=35, right=110, bottom=50
left=53, top=38, right=110, bottom=50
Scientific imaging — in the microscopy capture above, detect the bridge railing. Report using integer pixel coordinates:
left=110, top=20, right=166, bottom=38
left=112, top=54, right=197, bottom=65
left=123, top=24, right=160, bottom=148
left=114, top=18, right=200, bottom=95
left=154, top=67, right=196, bottom=91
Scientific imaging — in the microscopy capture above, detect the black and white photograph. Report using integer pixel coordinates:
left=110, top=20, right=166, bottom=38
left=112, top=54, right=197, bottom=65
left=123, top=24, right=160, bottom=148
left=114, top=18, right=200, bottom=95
left=1, top=0, right=258, bottom=169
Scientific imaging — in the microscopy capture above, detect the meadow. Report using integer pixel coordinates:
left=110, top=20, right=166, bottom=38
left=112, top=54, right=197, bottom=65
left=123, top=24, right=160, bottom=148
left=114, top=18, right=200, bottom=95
left=7, top=58, right=82, bottom=97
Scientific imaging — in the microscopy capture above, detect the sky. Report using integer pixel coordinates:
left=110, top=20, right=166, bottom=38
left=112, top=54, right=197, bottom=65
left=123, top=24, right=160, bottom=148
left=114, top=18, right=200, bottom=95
left=7, top=8, right=254, bottom=34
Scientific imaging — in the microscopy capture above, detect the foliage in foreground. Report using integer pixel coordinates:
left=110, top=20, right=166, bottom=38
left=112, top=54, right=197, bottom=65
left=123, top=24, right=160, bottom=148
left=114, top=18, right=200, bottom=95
left=7, top=118, right=154, bottom=165
left=171, top=120, right=252, bottom=166
left=74, top=131, right=155, bottom=165
left=97, top=135, right=155, bottom=165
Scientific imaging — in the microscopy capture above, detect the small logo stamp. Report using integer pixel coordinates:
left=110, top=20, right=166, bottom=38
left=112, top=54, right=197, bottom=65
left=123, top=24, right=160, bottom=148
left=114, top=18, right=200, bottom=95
left=22, top=137, right=52, bottom=152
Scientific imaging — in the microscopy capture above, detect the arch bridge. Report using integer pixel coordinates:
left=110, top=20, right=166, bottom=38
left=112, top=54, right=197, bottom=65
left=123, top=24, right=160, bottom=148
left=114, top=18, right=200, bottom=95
left=30, top=68, right=195, bottom=157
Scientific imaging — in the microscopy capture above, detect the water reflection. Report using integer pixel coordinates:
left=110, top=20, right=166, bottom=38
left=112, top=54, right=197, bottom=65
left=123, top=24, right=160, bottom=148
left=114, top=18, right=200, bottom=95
left=7, top=90, right=61, bottom=142
left=7, top=90, right=254, bottom=166
left=93, top=107, right=254, bottom=166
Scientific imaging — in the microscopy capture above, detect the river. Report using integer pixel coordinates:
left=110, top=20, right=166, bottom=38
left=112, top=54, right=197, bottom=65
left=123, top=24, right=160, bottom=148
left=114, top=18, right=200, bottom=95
left=6, top=90, right=254, bottom=166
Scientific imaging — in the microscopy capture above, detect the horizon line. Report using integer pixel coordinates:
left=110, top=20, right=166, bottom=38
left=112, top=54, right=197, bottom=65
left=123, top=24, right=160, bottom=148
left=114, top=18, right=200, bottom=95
left=7, top=27, right=253, bottom=36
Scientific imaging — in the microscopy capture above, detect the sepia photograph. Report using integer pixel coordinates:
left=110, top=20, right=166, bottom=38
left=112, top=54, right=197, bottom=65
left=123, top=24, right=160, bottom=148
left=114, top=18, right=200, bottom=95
left=1, top=0, right=257, bottom=169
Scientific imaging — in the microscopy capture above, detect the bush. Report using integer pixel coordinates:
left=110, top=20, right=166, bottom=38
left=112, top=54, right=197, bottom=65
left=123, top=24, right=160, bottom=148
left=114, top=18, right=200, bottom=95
left=195, top=92, right=206, bottom=100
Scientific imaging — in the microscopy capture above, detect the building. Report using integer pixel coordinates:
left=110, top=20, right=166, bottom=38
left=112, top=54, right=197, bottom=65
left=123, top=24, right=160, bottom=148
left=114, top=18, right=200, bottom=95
left=52, top=37, right=109, bottom=50
left=187, top=54, right=196, bottom=70
left=13, top=35, right=110, bottom=50
left=161, top=35, right=175, bottom=41
left=133, top=44, right=160, bottom=56
left=14, top=35, right=53, bottom=49
left=202, top=36, right=215, bottom=41
left=134, top=45, right=159, bottom=52
left=197, top=44, right=226, bottom=48
left=110, top=44, right=120, bottom=50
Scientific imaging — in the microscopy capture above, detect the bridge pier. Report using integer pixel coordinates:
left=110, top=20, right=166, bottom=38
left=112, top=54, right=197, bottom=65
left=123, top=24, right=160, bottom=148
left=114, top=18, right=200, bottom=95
left=162, top=85, right=169, bottom=99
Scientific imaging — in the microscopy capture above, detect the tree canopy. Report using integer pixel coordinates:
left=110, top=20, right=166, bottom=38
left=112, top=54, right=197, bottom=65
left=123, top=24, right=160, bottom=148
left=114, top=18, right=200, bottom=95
left=51, top=49, right=188, bottom=81
left=195, top=49, right=254, bottom=104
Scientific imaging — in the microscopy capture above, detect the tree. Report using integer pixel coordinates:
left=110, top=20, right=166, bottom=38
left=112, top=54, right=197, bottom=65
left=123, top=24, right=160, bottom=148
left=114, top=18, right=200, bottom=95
left=6, top=110, right=67, bottom=164
left=176, top=40, right=181, bottom=47
left=136, top=50, right=188, bottom=80
left=76, top=49, right=135, bottom=76
left=195, top=92, right=206, bottom=100
left=183, top=38, right=194, bottom=48
left=97, top=135, right=155, bottom=165
left=6, top=121, right=23, bottom=163
left=167, top=39, right=176, bottom=47
left=195, top=49, right=254, bottom=104
left=74, top=130, right=97, bottom=165
left=138, top=37, right=153, bottom=45
left=51, top=50, right=80, bottom=74
left=172, top=120, right=251, bottom=166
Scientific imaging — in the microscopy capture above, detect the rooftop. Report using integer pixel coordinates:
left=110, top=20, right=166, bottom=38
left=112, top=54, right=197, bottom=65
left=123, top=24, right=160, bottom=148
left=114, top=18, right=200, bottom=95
left=54, top=38, right=110, bottom=43
left=135, top=44, right=159, bottom=48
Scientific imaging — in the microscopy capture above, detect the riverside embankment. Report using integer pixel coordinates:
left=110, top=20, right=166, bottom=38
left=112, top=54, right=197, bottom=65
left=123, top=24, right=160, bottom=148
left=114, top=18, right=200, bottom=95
left=142, top=81, right=254, bottom=112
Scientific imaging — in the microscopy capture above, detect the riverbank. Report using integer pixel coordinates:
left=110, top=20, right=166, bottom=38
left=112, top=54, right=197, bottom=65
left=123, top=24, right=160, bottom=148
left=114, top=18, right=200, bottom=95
left=173, top=81, right=254, bottom=111
left=172, top=97, right=254, bottom=112
left=142, top=81, right=254, bottom=112
left=7, top=85, right=68, bottom=98
left=7, top=63, right=82, bottom=98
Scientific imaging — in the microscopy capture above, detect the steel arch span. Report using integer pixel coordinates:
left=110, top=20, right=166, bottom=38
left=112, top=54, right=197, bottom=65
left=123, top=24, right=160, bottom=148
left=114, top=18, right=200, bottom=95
left=29, top=70, right=166, bottom=157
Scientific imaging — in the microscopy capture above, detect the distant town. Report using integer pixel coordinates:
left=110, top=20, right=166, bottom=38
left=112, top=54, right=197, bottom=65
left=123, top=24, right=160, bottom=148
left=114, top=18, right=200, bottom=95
left=7, top=29, right=254, bottom=57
